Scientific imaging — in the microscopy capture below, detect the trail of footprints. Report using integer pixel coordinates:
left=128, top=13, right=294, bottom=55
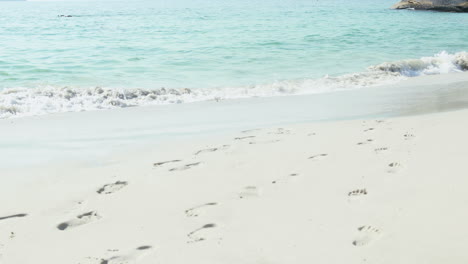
left=0, top=179, right=137, bottom=261
left=1, top=128, right=292, bottom=260
left=349, top=121, right=413, bottom=247
left=175, top=125, right=400, bottom=247
left=183, top=185, right=264, bottom=243
left=351, top=122, right=384, bottom=246
left=1, top=123, right=410, bottom=259
left=0, top=122, right=413, bottom=262
left=1, top=180, right=131, bottom=259
left=54, top=180, right=156, bottom=263
left=183, top=184, right=266, bottom=243
left=181, top=128, right=298, bottom=244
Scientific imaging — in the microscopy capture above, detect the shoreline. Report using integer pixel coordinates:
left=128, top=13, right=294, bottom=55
left=1, top=72, right=468, bottom=169
left=1, top=50, right=467, bottom=120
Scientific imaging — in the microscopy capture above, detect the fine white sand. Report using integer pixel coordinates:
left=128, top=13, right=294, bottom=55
left=2, top=105, right=468, bottom=263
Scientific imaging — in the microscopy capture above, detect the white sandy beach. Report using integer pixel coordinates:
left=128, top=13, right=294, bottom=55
left=1, top=0, right=468, bottom=262
left=1, top=73, right=468, bottom=263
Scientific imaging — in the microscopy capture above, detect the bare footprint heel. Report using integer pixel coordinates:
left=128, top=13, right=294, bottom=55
left=57, top=211, right=101, bottom=231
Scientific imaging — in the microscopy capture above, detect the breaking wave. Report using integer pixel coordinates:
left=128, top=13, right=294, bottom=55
left=1, top=51, right=467, bottom=119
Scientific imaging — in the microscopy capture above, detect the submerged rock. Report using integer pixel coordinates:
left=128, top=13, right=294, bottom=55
left=392, top=0, right=468, bottom=12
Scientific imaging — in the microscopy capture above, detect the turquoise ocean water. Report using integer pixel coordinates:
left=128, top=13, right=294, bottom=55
left=0, top=0, right=467, bottom=118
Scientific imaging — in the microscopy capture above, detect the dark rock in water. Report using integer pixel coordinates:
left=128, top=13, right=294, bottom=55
left=392, top=0, right=468, bottom=12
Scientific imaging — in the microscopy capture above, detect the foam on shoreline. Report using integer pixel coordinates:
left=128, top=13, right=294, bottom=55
left=0, top=51, right=466, bottom=119
left=2, top=71, right=468, bottom=170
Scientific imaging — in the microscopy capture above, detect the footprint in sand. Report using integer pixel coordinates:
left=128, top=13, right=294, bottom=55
left=101, top=245, right=154, bottom=264
left=97, top=181, right=128, bottom=195
left=387, top=162, right=402, bottom=173
left=357, top=139, right=374, bottom=145
left=374, top=147, right=388, bottom=154
left=169, top=162, right=201, bottom=172
left=248, top=139, right=281, bottom=145
left=187, top=223, right=217, bottom=243
left=194, top=145, right=229, bottom=155
left=352, top=226, right=382, bottom=246
left=83, top=246, right=154, bottom=264
left=239, top=186, right=261, bottom=199
left=185, top=202, right=218, bottom=217
left=57, top=211, right=101, bottom=231
left=153, top=159, right=181, bottom=167
left=79, top=256, right=107, bottom=264
left=0, top=214, right=27, bottom=221
left=404, top=133, right=415, bottom=140
left=272, top=173, right=300, bottom=184
left=348, top=189, right=367, bottom=197
left=241, top=128, right=261, bottom=134
left=234, top=136, right=256, bottom=141
left=289, top=173, right=299, bottom=177
left=308, top=153, right=328, bottom=160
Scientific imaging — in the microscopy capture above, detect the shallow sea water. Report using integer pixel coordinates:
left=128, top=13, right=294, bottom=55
left=0, top=0, right=467, bottom=118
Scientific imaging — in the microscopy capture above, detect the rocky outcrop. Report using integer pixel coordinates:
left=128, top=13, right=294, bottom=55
left=392, top=0, right=468, bottom=12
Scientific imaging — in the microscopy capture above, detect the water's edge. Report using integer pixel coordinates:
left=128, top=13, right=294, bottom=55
left=2, top=72, right=468, bottom=169
left=1, top=51, right=467, bottom=119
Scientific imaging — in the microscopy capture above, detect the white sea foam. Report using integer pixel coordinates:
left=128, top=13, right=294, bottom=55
left=369, top=51, right=468, bottom=76
left=1, top=51, right=466, bottom=119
